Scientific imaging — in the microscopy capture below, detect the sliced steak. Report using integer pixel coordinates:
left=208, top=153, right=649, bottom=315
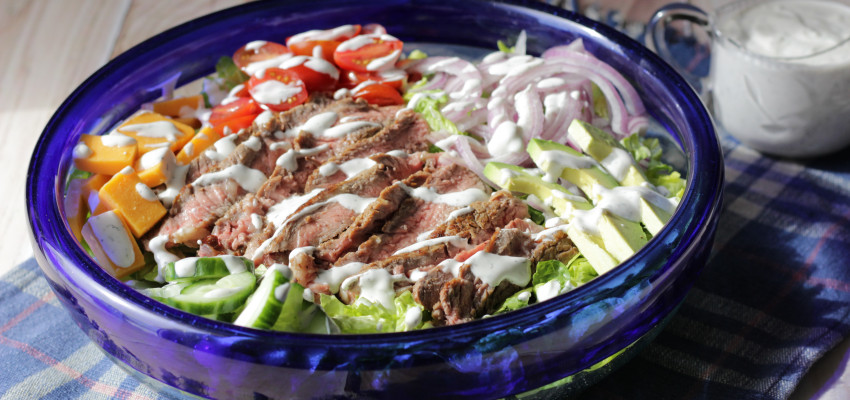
left=335, top=158, right=492, bottom=265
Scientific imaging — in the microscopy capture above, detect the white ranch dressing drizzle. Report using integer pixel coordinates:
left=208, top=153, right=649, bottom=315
left=536, top=280, right=567, bottom=302
left=600, top=147, right=634, bottom=183
left=403, top=307, right=422, bottom=330
left=337, top=33, right=398, bottom=52
left=275, top=144, right=330, bottom=172
left=158, top=164, right=189, bottom=207
left=250, top=213, right=263, bottom=230
left=73, top=143, right=92, bottom=159
left=356, top=268, right=397, bottom=310
left=287, top=24, right=358, bottom=45
left=244, top=53, right=294, bottom=78
left=243, top=136, right=262, bottom=151
left=321, top=121, right=381, bottom=139
left=279, top=111, right=338, bottom=138
left=135, top=183, right=158, bottom=202
left=487, top=120, right=523, bottom=155
left=366, top=49, right=401, bottom=71
left=398, top=183, right=489, bottom=207
left=274, top=282, right=291, bottom=302
left=393, top=235, right=469, bottom=256
left=253, top=110, right=274, bottom=127
left=318, top=157, right=377, bottom=178
left=249, top=80, right=303, bottom=105
left=89, top=211, right=135, bottom=268
left=101, top=132, right=136, bottom=147
left=203, top=287, right=242, bottom=299
left=120, top=121, right=183, bottom=143
left=439, top=258, right=464, bottom=278
left=204, top=133, right=238, bottom=161
left=279, top=56, right=340, bottom=79
left=252, top=188, right=326, bottom=258
left=245, top=40, right=267, bottom=52
left=138, top=147, right=168, bottom=170
left=408, top=268, right=429, bottom=282
left=315, top=262, right=366, bottom=293
left=192, top=164, right=267, bottom=192
left=149, top=235, right=179, bottom=282
left=466, top=251, right=531, bottom=288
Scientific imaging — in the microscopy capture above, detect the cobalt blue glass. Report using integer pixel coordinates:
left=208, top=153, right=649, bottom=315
left=26, top=0, right=723, bottom=398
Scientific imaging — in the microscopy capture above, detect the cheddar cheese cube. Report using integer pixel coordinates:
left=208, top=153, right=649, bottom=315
left=134, top=147, right=177, bottom=188
left=98, top=167, right=167, bottom=237
left=72, top=133, right=138, bottom=175
left=116, top=112, right=194, bottom=155
left=176, top=126, right=223, bottom=165
left=64, top=179, right=85, bottom=242
left=81, top=210, right=145, bottom=278
left=172, top=117, right=201, bottom=129
left=152, top=95, right=204, bottom=118
left=83, top=174, right=112, bottom=216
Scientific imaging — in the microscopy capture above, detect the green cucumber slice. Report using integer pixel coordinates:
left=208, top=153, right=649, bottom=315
left=271, top=281, right=306, bottom=332
left=142, top=281, right=192, bottom=301
left=163, top=271, right=256, bottom=315
left=163, top=256, right=253, bottom=283
left=234, top=266, right=290, bottom=329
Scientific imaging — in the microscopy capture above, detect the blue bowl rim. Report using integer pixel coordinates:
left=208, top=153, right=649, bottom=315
left=26, top=0, right=723, bottom=346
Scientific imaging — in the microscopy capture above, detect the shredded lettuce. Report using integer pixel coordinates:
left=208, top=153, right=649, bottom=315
left=215, top=56, right=249, bottom=91
left=409, top=91, right=464, bottom=135
left=621, top=133, right=687, bottom=200
left=320, top=291, right=430, bottom=333
left=528, top=205, right=546, bottom=226
left=532, top=255, right=598, bottom=302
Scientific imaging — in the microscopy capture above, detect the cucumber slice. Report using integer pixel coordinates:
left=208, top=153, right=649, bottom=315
left=271, top=281, right=306, bottom=332
left=163, top=256, right=253, bottom=283
left=142, top=281, right=191, bottom=301
left=163, top=271, right=256, bottom=315
left=234, top=266, right=290, bottom=329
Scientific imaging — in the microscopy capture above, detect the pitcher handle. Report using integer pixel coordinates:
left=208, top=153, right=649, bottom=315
left=647, top=3, right=711, bottom=96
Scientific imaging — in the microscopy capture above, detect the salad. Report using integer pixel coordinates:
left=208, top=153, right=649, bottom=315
left=65, top=24, right=685, bottom=334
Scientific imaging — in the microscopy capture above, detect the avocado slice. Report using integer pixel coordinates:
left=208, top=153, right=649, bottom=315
left=566, top=121, right=674, bottom=235
left=483, top=162, right=592, bottom=216
left=526, top=138, right=618, bottom=203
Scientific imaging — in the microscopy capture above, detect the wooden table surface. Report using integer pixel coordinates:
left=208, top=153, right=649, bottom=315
left=1, top=1, right=847, bottom=398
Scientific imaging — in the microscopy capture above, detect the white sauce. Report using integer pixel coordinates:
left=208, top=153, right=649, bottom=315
left=101, top=132, right=136, bottom=147
left=253, top=110, right=275, bottom=127
left=120, top=121, right=183, bottom=143
left=466, top=251, right=531, bottom=288
left=244, top=53, right=294, bottom=77
left=356, top=268, right=396, bottom=310
left=403, top=307, right=422, bottom=330
left=392, top=235, right=469, bottom=256
left=280, top=111, right=338, bottom=138
left=318, top=157, right=377, bottom=179
left=149, top=235, right=179, bottom=282
left=192, top=164, right=267, bottom=192
left=398, top=184, right=488, bottom=207
left=274, top=282, right=291, bottom=302
left=243, top=136, right=262, bottom=151
left=337, top=33, right=398, bottom=52
left=135, top=183, right=158, bottom=202
left=287, top=24, right=358, bottom=45
left=315, top=262, right=366, bottom=293
left=249, top=80, right=303, bottom=105
left=204, top=133, right=238, bottom=161
left=487, top=120, right=524, bottom=155
left=535, top=280, right=563, bottom=302
left=366, top=49, right=401, bottom=71
left=73, top=143, right=92, bottom=159
left=89, top=211, right=135, bottom=268
left=159, top=164, right=189, bottom=207
left=245, top=40, right=267, bottom=52
left=250, top=213, right=263, bottom=230
left=321, top=121, right=381, bottom=139
left=600, top=147, right=634, bottom=182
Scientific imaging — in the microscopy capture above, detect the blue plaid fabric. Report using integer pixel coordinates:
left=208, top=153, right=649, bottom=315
left=5, top=130, right=850, bottom=399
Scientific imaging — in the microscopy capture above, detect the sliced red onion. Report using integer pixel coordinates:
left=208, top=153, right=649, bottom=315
left=514, top=84, right=543, bottom=142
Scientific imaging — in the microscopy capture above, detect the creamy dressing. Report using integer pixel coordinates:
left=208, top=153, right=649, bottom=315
left=275, top=144, right=330, bottom=172
left=599, top=147, right=633, bottom=182
left=135, top=183, right=158, bottom=202
left=398, top=184, right=488, bottom=207
left=403, top=307, right=422, bottom=330
left=250, top=213, right=263, bottom=230
left=318, top=157, right=377, bottom=179
left=158, top=164, right=188, bottom=207
left=287, top=24, right=358, bottom=45
left=252, top=188, right=325, bottom=258
left=280, top=111, right=338, bottom=138
left=73, top=143, right=92, bottom=159
left=487, top=121, right=524, bottom=155
left=274, top=282, right=291, bottom=302
left=249, top=80, right=303, bottom=105
left=203, top=287, right=242, bottom=299
left=149, top=235, right=179, bottom=282
left=355, top=268, right=397, bottom=310
left=466, top=251, right=531, bottom=288
left=321, top=121, right=381, bottom=139
left=253, top=110, right=275, bottom=127
left=392, top=235, right=469, bottom=256
left=245, top=40, right=267, bottom=51
left=121, top=121, right=183, bottom=143
left=243, top=136, right=262, bottom=151
left=244, top=53, right=294, bottom=77
left=101, top=132, right=136, bottom=147
left=315, top=262, right=366, bottom=293
left=192, top=164, right=267, bottom=192
left=204, top=133, right=238, bottom=161
left=90, top=211, right=135, bottom=268
left=366, top=49, right=401, bottom=71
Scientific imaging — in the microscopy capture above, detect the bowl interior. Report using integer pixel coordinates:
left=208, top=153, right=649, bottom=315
left=27, top=0, right=722, bottom=398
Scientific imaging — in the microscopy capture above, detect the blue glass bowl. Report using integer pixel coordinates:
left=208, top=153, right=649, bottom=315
left=26, top=0, right=723, bottom=398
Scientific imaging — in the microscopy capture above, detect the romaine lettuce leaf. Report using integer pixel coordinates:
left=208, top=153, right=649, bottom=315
left=621, top=133, right=687, bottom=200
left=215, top=56, right=249, bottom=91
left=320, top=291, right=429, bottom=334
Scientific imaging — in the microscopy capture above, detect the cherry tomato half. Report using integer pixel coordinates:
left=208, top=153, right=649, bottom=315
left=287, top=24, right=361, bottom=60
left=338, top=68, right=406, bottom=91
left=352, top=83, right=404, bottom=106
left=212, top=114, right=257, bottom=136
left=334, top=34, right=403, bottom=73
left=232, top=41, right=291, bottom=70
left=285, top=58, right=339, bottom=92
left=209, top=97, right=262, bottom=126
left=247, top=68, right=308, bottom=112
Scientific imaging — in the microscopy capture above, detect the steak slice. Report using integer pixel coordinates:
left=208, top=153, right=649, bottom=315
left=148, top=97, right=391, bottom=250
left=250, top=152, right=424, bottom=275
left=334, top=157, right=492, bottom=265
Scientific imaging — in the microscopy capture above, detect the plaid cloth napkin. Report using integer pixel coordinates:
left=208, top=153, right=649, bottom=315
left=4, top=133, right=850, bottom=400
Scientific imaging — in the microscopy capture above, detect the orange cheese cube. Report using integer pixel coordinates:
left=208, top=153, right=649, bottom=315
left=81, top=210, right=145, bottom=278
left=172, top=117, right=201, bottom=129
left=98, top=167, right=167, bottom=237
left=152, top=95, right=204, bottom=118
left=176, top=126, right=223, bottom=165
left=83, top=174, right=112, bottom=216
left=64, top=179, right=86, bottom=242
left=116, top=112, right=194, bottom=155
left=134, top=147, right=177, bottom=188
left=72, top=134, right=138, bottom=175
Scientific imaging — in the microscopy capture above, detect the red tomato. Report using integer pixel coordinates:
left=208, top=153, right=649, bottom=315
left=209, top=97, right=262, bottom=126
left=455, top=243, right=488, bottom=263
left=338, top=68, right=406, bottom=90
left=289, top=40, right=341, bottom=61
left=334, top=34, right=403, bottom=73
left=232, top=41, right=291, bottom=70
left=287, top=24, right=361, bottom=60
left=247, top=68, right=308, bottom=112
left=283, top=57, right=339, bottom=92
left=352, top=83, right=404, bottom=106
left=212, top=114, right=257, bottom=136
